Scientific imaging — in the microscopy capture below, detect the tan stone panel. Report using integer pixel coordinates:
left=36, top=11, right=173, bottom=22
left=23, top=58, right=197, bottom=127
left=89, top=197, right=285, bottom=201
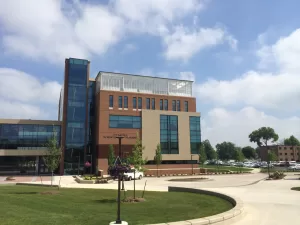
left=0, top=150, right=48, bottom=156
left=0, top=119, right=61, bottom=125
left=142, top=110, right=200, bottom=161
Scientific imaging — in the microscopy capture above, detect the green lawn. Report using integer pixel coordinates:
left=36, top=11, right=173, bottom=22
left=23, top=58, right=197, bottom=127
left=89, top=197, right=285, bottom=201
left=291, top=187, right=300, bottom=191
left=203, top=165, right=253, bottom=172
left=0, top=185, right=233, bottom=225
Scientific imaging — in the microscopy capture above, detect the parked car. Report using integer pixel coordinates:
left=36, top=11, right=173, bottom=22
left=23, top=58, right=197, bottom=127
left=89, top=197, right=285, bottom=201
left=287, top=164, right=300, bottom=171
left=123, top=169, right=144, bottom=181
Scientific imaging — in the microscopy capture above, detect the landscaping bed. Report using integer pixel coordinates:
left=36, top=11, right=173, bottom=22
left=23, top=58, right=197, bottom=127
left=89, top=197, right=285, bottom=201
left=0, top=185, right=233, bottom=225
left=291, top=187, right=300, bottom=191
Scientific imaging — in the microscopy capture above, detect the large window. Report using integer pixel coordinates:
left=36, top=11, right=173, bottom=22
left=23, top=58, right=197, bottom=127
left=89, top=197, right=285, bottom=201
left=133, top=97, right=137, bottom=109
left=0, top=124, right=61, bottom=149
left=124, top=96, right=128, bottom=108
left=138, top=97, right=142, bottom=109
left=118, top=96, right=123, bottom=108
left=152, top=98, right=155, bottom=110
left=109, top=115, right=141, bottom=129
left=109, top=95, right=114, bottom=107
left=190, top=116, right=201, bottom=154
left=184, top=101, right=188, bottom=112
left=160, top=115, right=179, bottom=154
left=172, top=100, right=176, bottom=111
left=146, top=98, right=150, bottom=109
left=160, top=99, right=163, bottom=110
left=177, top=100, right=181, bottom=111
left=164, top=99, right=168, bottom=110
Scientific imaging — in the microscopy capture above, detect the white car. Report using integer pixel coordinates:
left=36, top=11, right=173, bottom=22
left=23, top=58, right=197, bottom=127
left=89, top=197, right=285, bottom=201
left=288, top=164, right=300, bottom=171
left=123, top=169, right=144, bottom=181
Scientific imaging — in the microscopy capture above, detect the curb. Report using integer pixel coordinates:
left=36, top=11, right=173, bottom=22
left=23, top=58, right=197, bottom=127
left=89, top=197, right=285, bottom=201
left=147, top=186, right=244, bottom=225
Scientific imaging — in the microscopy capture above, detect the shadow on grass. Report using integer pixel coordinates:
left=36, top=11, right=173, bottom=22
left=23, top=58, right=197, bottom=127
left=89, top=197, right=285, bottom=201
left=10, top=192, right=38, bottom=195
left=94, top=199, right=117, bottom=204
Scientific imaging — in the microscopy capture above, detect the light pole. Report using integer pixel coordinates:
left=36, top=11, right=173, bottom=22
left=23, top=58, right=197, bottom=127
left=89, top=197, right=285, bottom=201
left=112, top=136, right=125, bottom=225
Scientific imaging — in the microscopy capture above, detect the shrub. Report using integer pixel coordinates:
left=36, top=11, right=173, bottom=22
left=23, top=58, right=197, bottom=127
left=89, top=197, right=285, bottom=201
left=270, top=171, right=285, bottom=180
left=6, top=176, right=15, bottom=181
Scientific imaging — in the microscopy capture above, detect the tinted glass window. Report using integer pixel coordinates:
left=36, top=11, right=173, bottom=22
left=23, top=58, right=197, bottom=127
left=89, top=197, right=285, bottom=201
left=190, top=116, right=201, bottom=154
left=160, top=115, right=178, bottom=154
left=172, top=100, right=176, bottom=111
left=164, top=99, right=168, bottom=110
left=184, top=101, right=188, bottom=112
left=109, top=95, right=113, bottom=107
left=133, top=97, right=137, bottom=109
left=160, top=99, right=163, bottom=110
left=177, top=100, right=181, bottom=111
left=124, top=96, right=128, bottom=108
left=138, top=97, right=142, bottom=109
left=151, top=98, right=155, bottom=110
left=146, top=98, right=150, bottom=109
left=109, top=115, right=141, bottom=129
left=118, top=96, right=123, bottom=108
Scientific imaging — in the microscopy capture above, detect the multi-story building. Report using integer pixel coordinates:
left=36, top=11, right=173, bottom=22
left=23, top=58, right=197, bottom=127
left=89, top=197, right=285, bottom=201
left=259, top=145, right=300, bottom=162
left=0, top=58, right=201, bottom=175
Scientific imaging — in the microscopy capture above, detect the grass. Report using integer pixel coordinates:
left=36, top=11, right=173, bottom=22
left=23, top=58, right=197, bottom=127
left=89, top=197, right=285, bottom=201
left=202, top=165, right=253, bottom=172
left=291, top=187, right=300, bottom=191
left=0, top=185, right=233, bottom=225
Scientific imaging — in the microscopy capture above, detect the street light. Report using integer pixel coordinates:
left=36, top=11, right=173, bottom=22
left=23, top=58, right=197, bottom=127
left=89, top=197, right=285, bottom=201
left=191, top=154, right=195, bottom=175
left=110, top=136, right=128, bottom=225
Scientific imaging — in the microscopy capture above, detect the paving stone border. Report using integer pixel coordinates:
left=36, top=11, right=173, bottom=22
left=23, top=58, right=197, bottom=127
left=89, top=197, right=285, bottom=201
left=148, top=186, right=244, bottom=225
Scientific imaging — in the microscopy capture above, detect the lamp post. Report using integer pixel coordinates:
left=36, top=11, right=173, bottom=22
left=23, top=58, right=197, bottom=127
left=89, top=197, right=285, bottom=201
left=111, top=136, right=126, bottom=225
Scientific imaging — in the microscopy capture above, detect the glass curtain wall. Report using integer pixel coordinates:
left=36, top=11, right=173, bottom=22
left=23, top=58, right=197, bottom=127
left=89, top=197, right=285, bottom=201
left=160, top=115, right=179, bottom=154
left=64, top=59, right=88, bottom=175
left=190, top=116, right=201, bottom=154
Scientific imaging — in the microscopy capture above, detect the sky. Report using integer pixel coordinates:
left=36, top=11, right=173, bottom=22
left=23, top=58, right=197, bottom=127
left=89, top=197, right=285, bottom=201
left=0, top=0, right=300, bottom=148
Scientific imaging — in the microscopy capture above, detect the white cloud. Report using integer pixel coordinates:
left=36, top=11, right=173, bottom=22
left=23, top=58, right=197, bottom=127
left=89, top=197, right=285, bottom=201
left=202, top=107, right=300, bottom=147
left=0, top=0, right=231, bottom=63
left=163, top=26, right=236, bottom=61
left=196, top=71, right=300, bottom=111
left=257, top=28, right=300, bottom=73
left=121, top=43, right=138, bottom=54
left=0, top=68, right=61, bottom=119
left=179, top=72, right=196, bottom=81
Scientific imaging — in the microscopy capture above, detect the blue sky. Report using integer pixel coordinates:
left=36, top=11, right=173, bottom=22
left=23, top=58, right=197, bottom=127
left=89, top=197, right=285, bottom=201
left=0, top=0, right=299, bottom=147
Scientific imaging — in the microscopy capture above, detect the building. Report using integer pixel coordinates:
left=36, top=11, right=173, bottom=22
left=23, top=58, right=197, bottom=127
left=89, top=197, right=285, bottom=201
left=259, top=145, right=300, bottom=162
left=0, top=58, right=201, bottom=175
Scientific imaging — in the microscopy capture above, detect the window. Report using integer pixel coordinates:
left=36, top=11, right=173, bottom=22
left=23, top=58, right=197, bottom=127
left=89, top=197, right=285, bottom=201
left=160, top=99, right=163, bottom=110
left=184, top=101, right=188, bottom=112
left=146, top=98, right=150, bottom=109
left=190, top=116, right=201, bottom=154
left=164, top=99, right=168, bottom=110
left=109, top=95, right=114, bottom=108
left=124, top=96, right=128, bottom=108
left=109, top=115, right=141, bottom=129
left=172, top=100, right=176, bottom=111
left=291, top=152, right=294, bottom=155
left=118, top=96, right=123, bottom=108
left=151, top=98, right=155, bottom=110
left=133, top=97, right=137, bottom=109
left=160, top=115, right=179, bottom=154
left=284, top=147, right=287, bottom=150
left=177, top=100, right=181, bottom=111
left=290, top=147, right=293, bottom=150
left=285, top=153, right=287, bottom=155
left=138, top=97, right=142, bottom=109
left=279, top=153, right=282, bottom=155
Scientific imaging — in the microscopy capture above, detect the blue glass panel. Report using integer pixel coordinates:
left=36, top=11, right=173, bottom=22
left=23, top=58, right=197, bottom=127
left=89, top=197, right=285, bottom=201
left=109, top=115, right=141, bottom=129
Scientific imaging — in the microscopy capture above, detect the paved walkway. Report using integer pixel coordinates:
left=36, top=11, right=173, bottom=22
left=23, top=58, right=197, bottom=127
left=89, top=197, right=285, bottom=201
left=18, top=173, right=300, bottom=225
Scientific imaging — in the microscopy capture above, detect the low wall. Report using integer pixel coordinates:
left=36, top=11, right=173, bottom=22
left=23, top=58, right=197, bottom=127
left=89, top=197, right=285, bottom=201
left=144, top=164, right=207, bottom=176
left=147, top=186, right=244, bottom=225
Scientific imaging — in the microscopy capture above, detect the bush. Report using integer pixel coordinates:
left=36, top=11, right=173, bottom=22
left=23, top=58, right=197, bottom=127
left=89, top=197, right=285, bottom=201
left=6, top=176, right=15, bottom=181
left=270, top=171, right=285, bottom=180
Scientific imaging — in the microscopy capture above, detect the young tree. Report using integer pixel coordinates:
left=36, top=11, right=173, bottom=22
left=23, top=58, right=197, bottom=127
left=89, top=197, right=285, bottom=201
left=242, top=146, right=256, bottom=159
left=44, top=131, right=61, bottom=187
left=284, top=135, right=300, bottom=146
left=129, top=132, right=147, bottom=199
left=108, top=144, right=115, bottom=167
left=267, top=151, right=278, bottom=178
left=154, top=144, right=162, bottom=177
left=198, top=144, right=207, bottom=168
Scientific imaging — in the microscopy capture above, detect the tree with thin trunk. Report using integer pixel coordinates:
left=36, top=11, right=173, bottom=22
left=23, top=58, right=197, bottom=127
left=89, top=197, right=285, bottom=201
left=129, top=132, right=147, bottom=199
left=234, top=147, right=245, bottom=172
left=108, top=144, right=115, bottom=167
left=154, top=144, right=162, bottom=177
left=44, top=130, right=61, bottom=187
left=249, top=127, right=279, bottom=177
